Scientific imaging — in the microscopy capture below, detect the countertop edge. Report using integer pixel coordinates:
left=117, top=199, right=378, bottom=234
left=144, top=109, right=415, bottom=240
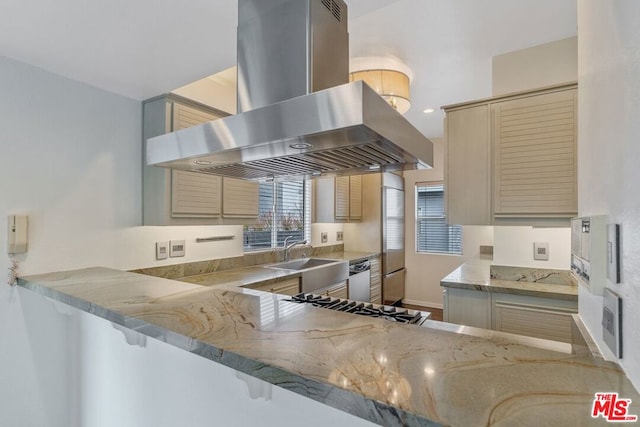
left=17, top=270, right=439, bottom=427
left=440, top=279, right=578, bottom=301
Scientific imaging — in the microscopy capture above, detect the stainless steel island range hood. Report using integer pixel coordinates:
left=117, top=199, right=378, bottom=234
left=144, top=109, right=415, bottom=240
left=146, top=0, right=433, bottom=180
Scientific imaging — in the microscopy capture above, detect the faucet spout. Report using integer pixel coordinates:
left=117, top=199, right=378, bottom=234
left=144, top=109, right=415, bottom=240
left=283, top=239, right=307, bottom=262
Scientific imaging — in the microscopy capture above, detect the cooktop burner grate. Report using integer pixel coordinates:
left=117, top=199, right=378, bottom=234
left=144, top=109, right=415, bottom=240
left=286, top=293, right=429, bottom=326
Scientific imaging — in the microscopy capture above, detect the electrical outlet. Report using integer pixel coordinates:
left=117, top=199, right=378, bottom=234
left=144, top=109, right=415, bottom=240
left=156, top=241, right=169, bottom=260
left=603, top=288, right=622, bottom=358
left=337, top=231, right=343, bottom=242
left=533, top=242, right=549, bottom=261
left=169, top=240, right=185, bottom=257
left=321, top=232, right=328, bottom=244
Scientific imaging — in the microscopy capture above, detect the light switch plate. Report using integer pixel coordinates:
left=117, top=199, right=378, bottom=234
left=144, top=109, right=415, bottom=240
left=607, top=224, right=621, bottom=284
left=169, top=240, right=185, bottom=257
left=533, top=242, right=549, bottom=261
left=156, top=241, right=169, bottom=260
left=603, top=288, right=622, bottom=358
left=321, top=232, right=328, bottom=243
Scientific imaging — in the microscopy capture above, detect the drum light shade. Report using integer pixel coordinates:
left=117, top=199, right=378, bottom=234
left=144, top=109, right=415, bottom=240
left=349, top=69, right=411, bottom=114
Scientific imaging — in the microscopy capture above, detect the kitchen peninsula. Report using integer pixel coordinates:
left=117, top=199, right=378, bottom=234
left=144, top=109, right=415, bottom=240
left=18, top=265, right=639, bottom=427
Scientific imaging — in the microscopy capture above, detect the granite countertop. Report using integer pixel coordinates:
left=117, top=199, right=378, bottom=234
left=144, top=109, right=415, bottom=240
left=440, top=259, right=578, bottom=301
left=18, top=267, right=639, bottom=426
left=178, top=251, right=378, bottom=288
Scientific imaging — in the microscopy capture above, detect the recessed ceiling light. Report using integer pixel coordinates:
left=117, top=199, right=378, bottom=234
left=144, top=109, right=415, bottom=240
left=423, top=108, right=435, bottom=114
left=290, top=142, right=313, bottom=150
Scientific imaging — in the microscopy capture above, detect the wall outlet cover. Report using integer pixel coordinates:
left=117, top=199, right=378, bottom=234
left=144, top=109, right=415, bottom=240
left=336, top=231, right=343, bottom=242
left=156, top=241, right=169, bottom=260
left=321, top=232, right=328, bottom=243
left=533, top=242, right=549, bottom=261
left=603, top=288, right=622, bottom=358
left=169, top=240, right=186, bottom=257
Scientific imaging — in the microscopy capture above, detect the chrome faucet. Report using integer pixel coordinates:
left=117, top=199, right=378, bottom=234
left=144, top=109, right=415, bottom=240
left=283, top=237, right=307, bottom=262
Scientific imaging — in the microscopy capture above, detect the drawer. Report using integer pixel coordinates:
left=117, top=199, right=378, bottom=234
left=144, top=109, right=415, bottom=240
left=246, top=277, right=300, bottom=296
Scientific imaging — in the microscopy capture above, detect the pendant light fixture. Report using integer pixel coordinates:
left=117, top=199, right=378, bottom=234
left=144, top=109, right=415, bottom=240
left=350, top=57, right=413, bottom=114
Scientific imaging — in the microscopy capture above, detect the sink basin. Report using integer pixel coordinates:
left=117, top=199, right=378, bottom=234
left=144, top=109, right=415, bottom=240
left=269, top=258, right=338, bottom=270
left=265, top=258, right=348, bottom=293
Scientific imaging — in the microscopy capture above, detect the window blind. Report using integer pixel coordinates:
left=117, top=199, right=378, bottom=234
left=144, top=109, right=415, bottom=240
left=244, top=180, right=309, bottom=251
left=416, top=184, right=462, bottom=254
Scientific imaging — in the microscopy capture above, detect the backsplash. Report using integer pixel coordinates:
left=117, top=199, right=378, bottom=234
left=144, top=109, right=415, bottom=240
left=490, top=265, right=576, bottom=286
left=131, top=244, right=344, bottom=279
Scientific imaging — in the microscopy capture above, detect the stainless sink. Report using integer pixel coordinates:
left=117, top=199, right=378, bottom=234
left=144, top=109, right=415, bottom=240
left=266, top=258, right=348, bottom=293
left=268, top=258, right=338, bottom=270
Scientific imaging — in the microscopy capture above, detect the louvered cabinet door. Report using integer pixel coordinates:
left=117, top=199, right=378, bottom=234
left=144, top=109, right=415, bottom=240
left=334, top=176, right=350, bottom=220
left=170, top=102, right=227, bottom=219
left=172, top=102, right=225, bottom=130
left=171, top=171, right=221, bottom=217
left=369, top=256, right=382, bottom=304
left=493, top=88, right=577, bottom=217
left=222, top=177, right=259, bottom=218
left=348, top=175, right=362, bottom=221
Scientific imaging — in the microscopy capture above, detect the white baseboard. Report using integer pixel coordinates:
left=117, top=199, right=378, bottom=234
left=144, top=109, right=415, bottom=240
left=401, top=298, right=443, bottom=310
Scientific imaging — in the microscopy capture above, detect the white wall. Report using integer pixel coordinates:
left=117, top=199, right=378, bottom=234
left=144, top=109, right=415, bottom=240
left=0, top=57, right=246, bottom=424
left=577, top=0, right=640, bottom=390
left=171, top=67, right=237, bottom=114
left=343, top=174, right=382, bottom=253
left=404, top=138, right=493, bottom=308
left=0, top=56, right=244, bottom=279
left=492, top=37, right=578, bottom=96
left=311, top=223, right=344, bottom=247
left=493, top=226, right=571, bottom=269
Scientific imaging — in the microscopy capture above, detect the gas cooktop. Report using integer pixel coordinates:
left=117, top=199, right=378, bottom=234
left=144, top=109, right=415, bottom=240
left=286, top=293, right=431, bottom=326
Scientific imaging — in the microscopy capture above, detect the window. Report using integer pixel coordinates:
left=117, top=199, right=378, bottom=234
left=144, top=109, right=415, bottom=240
left=416, top=183, right=462, bottom=254
left=243, top=180, right=310, bottom=251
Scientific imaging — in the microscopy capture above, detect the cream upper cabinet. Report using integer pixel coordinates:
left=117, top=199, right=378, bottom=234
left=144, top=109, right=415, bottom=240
left=443, top=83, right=577, bottom=226
left=445, top=105, right=491, bottom=225
left=348, top=175, right=362, bottom=221
left=334, top=176, right=350, bottom=220
left=493, top=88, right=577, bottom=218
left=143, top=95, right=259, bottom=225
left=222, top=177, right=260, bottom=218
left=313, top=175, right=362, bottom=222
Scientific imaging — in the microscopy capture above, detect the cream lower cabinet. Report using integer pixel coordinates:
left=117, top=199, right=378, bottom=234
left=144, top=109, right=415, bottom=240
left=143, top=95, right=259, bottom=225
left=443, top=83, right=577, bottom=226
left=492, top=293, right=577, bottom=343
left=443, top=287, right=578, bottom=343
left=369, top=256, right=382, bottom=304
left=443, top=288, right=492, bottom=329
left=245, top=277, right=300, bottom=296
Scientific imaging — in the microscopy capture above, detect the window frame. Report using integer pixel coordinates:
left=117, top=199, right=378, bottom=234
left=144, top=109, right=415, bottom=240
left=243, top=180, right=311, bottom=252
left=415, top=182, right=462, bottom=255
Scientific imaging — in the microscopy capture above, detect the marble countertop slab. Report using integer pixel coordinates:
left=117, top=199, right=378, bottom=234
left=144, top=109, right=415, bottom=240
left=440, top=259, right=578, bottom=301
left=18, top=267, right=639, bottom=426
left=177, top=251, right=379, bottom=288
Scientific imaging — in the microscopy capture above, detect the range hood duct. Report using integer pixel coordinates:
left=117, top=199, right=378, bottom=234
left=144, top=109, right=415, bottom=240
left=146, top=0, right=433, bottom=180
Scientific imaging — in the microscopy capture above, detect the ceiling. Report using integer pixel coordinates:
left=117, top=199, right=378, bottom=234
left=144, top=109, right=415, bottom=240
left=0, top=0, right=576, bottom=138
